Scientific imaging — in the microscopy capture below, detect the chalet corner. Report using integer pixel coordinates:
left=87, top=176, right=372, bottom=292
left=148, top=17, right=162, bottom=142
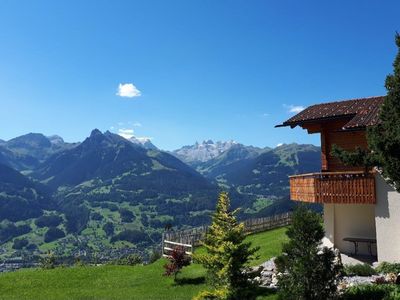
left=277, top=96, right=400, bottom=263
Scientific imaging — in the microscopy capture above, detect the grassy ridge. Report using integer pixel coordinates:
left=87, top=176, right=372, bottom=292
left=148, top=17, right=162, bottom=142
left=0, top=227, right=288, bottom=300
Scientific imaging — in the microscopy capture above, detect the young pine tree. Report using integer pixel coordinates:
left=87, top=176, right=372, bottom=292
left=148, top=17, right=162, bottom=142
left=194, top=192, right=259, bottom=300
left=275, top=205, right=342, bottom=300
left=332, top=33, right=400, bottom=191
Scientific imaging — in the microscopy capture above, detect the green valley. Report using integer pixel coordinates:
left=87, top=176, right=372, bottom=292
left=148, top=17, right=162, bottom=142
left=0, top=227, right=287, bottom=300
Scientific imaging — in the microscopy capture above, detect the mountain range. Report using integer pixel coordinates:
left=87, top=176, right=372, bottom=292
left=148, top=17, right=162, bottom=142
left=0, top=130, right=321, bottom=260
left=172, top=140, right=240, bottom=164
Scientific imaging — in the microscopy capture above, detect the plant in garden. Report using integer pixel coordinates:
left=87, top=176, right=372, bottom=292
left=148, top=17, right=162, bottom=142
left=343, top=263, right=377, bottom=276
left=376, top=262, right=400, bottom=274
left=194, top=192, right=259, bottom=300
left=163, top=246, right=191, bottom=282
left=275, top=205, right=342, bottom=300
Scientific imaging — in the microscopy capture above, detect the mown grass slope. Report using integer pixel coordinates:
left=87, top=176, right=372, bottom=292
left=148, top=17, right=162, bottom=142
left=0, top=227, right=288, bottom=300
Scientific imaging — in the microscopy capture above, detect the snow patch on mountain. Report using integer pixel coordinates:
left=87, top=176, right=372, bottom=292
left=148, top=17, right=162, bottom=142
left=172, top=140, right=238, bottom=163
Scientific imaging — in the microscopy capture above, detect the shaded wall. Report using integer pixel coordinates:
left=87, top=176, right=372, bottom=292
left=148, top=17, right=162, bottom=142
left=375, top=174, right=400, bottom=262
left=323, top=203, right=376, bottom=256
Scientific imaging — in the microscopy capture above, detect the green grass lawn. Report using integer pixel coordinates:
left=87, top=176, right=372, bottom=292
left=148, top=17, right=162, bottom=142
left=0, top=227, right=288, bottom=300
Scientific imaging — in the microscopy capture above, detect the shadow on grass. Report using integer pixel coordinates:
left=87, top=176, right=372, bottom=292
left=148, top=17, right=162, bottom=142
left=252, top=287, right=278, bottom=299
left=174, top=276, right=206, bottom=286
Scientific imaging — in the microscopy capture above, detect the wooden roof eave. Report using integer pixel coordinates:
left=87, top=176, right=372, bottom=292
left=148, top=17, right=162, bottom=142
left=275, top=114, right=357, bottom=134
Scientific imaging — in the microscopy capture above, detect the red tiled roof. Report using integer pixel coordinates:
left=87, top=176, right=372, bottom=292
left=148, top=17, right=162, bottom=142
left=277, top=96, right=385, bottom=130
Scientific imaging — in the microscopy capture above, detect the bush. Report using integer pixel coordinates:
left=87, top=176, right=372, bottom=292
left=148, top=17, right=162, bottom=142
left=44, top=227, right=65, bottom=243
left=64, top=205, right=90, bottom=234
left=103, top=222, right=114, bottom=236
left=26, top=243, right=38, bottom=250
left=100, top=202, right=118, bottom=211
left=12, top=238, right=29, bottom=250
left=35, top=214, right=63, bottom=228
left=119, top=208, right=134, bottom=223
left=164, top=246, right=191, bottom=281
left=40, top=252, right=57, bottom=269
left=341, top=284, right=399, bottom=300
left=91, top=212, right=103, bottom=221
left=275, top=205, right=342, bottom=300
left=376, top=262, right=400, bottom=274
left=344, top=264, right=377, bottom=276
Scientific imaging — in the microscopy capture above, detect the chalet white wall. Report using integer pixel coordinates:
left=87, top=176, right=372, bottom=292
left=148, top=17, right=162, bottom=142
left=323, top=204, right=335, bottom=248
left=323, top=203, right=376, bottom=256
left=375, top=174, right=400, bottom=262
left=333, top=204, right=376, bottom=255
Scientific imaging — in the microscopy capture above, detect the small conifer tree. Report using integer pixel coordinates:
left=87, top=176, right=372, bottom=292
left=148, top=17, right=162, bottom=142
left=275, top=205, right=342, bottom=300
left=332, top=33, right=400, bottom=191
left=367, top=33, right=400, bottom=190
left=194, top=192, right=259, bottom=300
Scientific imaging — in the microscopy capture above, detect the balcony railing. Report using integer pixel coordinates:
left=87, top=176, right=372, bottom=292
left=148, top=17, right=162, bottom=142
left=289, top=171, right=376, bottom=204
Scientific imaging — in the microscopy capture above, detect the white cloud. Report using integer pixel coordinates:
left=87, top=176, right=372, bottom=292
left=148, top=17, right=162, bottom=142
left=116, top=83, right=141, bottom=98
left=118, top=128, right=134, bottom=139
left=284, top=104, right=305, bottom=114
left=262, top=113, right=270, bottom=117
left=276, top=143, right=283, bottom=147
left=110, top=126, right=115, bottom=130
left=132, top=122, right=142, bottom=127
left=117, top=128, right=152, bottom=142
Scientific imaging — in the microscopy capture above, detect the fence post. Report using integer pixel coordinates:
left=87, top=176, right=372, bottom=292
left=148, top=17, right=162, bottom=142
left=161, top=232, right=165, bottom=257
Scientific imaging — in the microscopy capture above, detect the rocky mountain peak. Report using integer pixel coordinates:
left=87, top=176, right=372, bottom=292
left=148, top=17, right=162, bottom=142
left=90, top=128, right=103, bottom=138
left=172, top=139, right=239, bottom=163
left=47, top=135, right=64, bottom=145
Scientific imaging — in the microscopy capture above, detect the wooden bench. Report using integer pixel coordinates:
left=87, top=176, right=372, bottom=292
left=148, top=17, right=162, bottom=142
left=343, top=237, right=377, bottom=256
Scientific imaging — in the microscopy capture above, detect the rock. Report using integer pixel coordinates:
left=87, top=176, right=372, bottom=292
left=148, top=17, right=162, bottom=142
left=271, top=273, right=279, bottom=286
left=253, top=276, right=261, bottom=284
left=261, top=270, right=274, bottom=278
left=372, top=261, right=380, bottom=269
left=256, top=258, right=279, bottom=289
left=260, top=276, right=272, bottom=286
left=396, top=273, right=400, bottom=285
left=261, top=258, right=276, bottom=271
left=247, top=265, right=263, bottom=277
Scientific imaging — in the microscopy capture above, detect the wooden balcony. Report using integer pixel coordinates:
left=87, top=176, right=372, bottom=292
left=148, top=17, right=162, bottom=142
left=289, top=171, right=376, bottom=204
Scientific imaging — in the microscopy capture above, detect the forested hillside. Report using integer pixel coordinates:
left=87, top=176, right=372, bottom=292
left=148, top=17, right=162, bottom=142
left=0, top=131, right=320, bottom=262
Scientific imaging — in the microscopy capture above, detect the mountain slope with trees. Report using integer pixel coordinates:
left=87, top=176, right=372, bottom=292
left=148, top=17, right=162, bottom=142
left=0, top=163, right=52, bottom=222
left=0, top=130, right=320, bottom=261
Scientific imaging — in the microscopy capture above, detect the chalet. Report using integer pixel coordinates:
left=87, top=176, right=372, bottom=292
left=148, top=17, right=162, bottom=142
left=277, top=96, right=400, bottom=263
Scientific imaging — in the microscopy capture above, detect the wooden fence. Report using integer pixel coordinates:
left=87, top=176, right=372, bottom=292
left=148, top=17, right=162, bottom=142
left=162, top=240, right=193, bottom=258
left=162, top=212, right=292, bottom=252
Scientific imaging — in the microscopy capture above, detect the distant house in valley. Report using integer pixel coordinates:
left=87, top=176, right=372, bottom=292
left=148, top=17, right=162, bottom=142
left=277, top=96, right=400, bottom=263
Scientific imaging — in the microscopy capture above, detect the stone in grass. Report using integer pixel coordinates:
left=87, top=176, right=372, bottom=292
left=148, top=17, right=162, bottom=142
left=261, top=258, right=276, bottom=272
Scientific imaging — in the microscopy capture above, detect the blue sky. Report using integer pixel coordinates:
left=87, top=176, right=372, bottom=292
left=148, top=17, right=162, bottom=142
left=0, top=1, right=399, bottom=150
